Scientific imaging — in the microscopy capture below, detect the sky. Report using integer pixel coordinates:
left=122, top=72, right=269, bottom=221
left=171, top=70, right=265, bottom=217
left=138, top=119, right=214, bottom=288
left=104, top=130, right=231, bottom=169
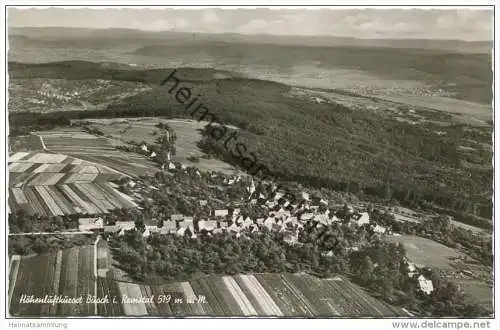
left=8, top=7, right=494, bottom=41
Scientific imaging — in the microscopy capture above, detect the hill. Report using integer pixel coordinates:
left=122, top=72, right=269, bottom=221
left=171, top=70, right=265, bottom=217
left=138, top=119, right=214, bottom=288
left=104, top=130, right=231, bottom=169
left=9, top=27, right=492, bottom=53
left=8, top=61, right=493, bottom=227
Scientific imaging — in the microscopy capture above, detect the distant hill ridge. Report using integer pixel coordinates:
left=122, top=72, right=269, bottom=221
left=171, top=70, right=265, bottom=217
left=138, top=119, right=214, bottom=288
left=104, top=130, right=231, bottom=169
left=9, top=26, right=492, bottom=54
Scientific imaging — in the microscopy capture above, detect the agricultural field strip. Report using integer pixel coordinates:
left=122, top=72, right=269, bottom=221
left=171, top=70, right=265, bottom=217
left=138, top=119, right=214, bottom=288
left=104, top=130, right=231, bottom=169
left=338, top=279, right=385, bottom=315
left=288, top=274, right=330, bottom=315
left=323, top=278, right=363, bottom=315
left=11, top=188, right=28, bottom=204
left=60, top=184, right=96, bottom=214
left=180, top=282, right=206, bottom=315
left=195, top=278, right=226, bottom=315
left=74, top=183, right=112, bottom=213
left=280, top=274, right=317, bottom=316
left=93, top=182, right=129, bottom=209
left=255, top=274, right=308, bottom=316
left=34, top=186, right=64, bottom=216
left=9, top=152, right=31, bottom=162
left=23, top=188, right=48, bottom=216
left=222, top=276, right=258, bottom=316
left=80, top=182, right=115, bottom=208
left=10, top=162, right=36, bottom=173
left=45, top=186, right=75, bottom=215
left=117, top=282, right=148, bottom=316
left=239, top=275, right=284, bottom=316
left=70, top=184, right=103, bottom=214
left=49, top=251, right=63, bottom=315
left=8, top=256, right=21, bottom=309
left=233, top=275, right=268, bottom=315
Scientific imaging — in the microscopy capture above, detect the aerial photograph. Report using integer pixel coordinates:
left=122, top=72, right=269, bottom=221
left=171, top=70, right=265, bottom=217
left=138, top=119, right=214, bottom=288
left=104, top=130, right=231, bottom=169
left=4, top=6, right=494, bottom=319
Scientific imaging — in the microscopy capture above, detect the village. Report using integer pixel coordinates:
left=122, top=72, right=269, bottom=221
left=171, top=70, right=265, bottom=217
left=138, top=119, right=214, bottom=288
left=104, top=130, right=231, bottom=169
left=77, top=157, right=437, bottom=297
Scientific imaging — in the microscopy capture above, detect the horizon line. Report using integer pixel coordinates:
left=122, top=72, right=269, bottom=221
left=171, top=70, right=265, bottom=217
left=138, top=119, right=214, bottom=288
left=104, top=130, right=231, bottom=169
left=8, top=26, right=493, bottom=43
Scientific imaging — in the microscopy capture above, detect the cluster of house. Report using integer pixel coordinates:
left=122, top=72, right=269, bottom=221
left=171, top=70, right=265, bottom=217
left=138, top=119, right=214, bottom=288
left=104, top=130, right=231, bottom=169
left=37, top=83, right=80, bottom=101
left=405, top=257, right=435, bottom=295
left=78, top=179, right=391, bottom=249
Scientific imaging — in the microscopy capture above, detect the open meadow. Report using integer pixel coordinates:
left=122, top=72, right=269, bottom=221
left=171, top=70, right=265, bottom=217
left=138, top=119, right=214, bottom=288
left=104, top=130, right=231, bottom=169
left=386, top=235, right=493, bottom=310
left=74, top=118, right=241, bottom=175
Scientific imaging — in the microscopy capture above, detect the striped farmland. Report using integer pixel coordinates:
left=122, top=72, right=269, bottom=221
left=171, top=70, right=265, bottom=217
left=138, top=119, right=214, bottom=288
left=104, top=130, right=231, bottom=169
left=8, top=151, right=137, bottom=217
left=9, top=248, right=407, bottom=318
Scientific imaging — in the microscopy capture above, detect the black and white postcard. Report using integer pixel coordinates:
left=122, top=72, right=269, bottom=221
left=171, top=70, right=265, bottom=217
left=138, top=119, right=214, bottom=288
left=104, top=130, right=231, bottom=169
left=1, top=3, right=498, bottom=329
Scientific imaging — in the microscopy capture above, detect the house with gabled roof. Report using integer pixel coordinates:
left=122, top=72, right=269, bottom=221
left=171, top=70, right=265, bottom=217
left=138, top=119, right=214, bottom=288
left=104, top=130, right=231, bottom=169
left=171, top=214, right=184, bottom=221
left=160, top=221, right=177, bottom=234
left=115, top=221, right=135, bottom=231
left=417, top=275, right=434, bottom=295
left=263, top=217, right=275, bottom=231
left=228, top=222, right=241, bottom=233
left=214, top=209, right=229, bottom=217
left=353, top=212, right=370, bottom=226
left=198, top=220, right=218, bottom=232
left=283, top=229, right=299, bottom=245
left=314, top=214, right=330, bottom=225
left=300, top=212, right=314, bottom=221
left=79, top=217, right=104, bottom=231
left=242, top=217, right=254, bottom=229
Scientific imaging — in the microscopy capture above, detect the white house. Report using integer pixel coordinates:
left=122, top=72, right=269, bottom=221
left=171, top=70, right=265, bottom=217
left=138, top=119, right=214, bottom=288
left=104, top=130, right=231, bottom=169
left=179, top=218, right=194, bottom=232
left=373, top=225, right=387, bottom=234
left=228, top=223, right=241, bottom=233
left=171, top=214, right=184, bottom=221
left=301, top=192, right=310, bottom=201
left=300, top=212, right=314, bottom=221
left=274, top=192, right=284, bottom=201
left=79, top=217, right=104, bottom=231
left=355, top=212, right=370, bottom=226
left=266, top=201, right=277, bottom=208
left=263, top=217, right=275, bottom=231
left=199, top=200, right=208, bottom=206
left=115, top=221, right=136, bottom=236
left=214, top=209, right=229, bottom=217
left=242, top=217, right=254, bottom=229
left=199, top=220, right=217, bottom=232
left=141, top=145, right=148, bottom=152
left=315, top=214, right=331, bottom=225
left=417, top=275, right=434, bottom=295
left=150, top=151, right=157, bottom=158
left=330, top=215, right=341, bottom=222
left=115, top=221, right=135, bottom=231
left=160, top=221, right=177, bottom=234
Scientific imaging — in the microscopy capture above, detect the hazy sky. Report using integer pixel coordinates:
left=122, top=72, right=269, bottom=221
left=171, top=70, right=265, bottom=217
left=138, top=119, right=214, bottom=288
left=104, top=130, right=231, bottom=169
left=8, top=7, right=493, bottom=41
